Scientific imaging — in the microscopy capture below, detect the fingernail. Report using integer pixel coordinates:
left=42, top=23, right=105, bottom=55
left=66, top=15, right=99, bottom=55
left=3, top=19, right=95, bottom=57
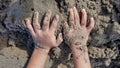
left=62, top=22, right=65, bottom=27
left=47, top=10, right=51, bottom=14
left=34, top=11, right=37, bottom=14
left=59, top=33, right=62, bottom=37
left=34, top=11, right=38, bottom=14
left=25, top=18, right=28, bottom=22
left=74, top=7, right=76, bottom=9
left=82, top=9, right=85, bottom=12
left=91, top=17, right=94, bottom=20
left=63, top=21, right=66, bottom=24
left=69, top=8, right=73, bottom=12
left=55, top=14, right=59, bottom=20
left=25, top=18, right=31, bottom=23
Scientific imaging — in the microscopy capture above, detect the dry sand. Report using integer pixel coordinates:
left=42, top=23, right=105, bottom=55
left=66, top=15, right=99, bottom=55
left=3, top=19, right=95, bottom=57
left=0, top=0, right=120, bottom=68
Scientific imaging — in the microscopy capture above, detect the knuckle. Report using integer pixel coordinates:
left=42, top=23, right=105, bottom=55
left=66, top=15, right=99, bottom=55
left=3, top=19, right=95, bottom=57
left=43, top=22, right=48, bottom=27
left=52, top=23, right=57, bottom=28
left=45, top=13, right=50, bottom=18
left=44, top=17, right=49, bottom=22
left=70, top=19, right=74, bottom=22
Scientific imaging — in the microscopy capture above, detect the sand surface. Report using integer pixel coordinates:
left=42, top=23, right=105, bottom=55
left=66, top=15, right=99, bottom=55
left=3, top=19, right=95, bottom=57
left=0, top=0, right=120, bottom=68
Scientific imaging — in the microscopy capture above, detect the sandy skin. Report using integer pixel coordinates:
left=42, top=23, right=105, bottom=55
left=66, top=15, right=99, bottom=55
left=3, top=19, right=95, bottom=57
left=25, top=7, right=95, bottom=68
left=63, top=7, right=95, bottom=48
left=25, top=11, right=63, bottom=50
left=63, top=7, right=95, bottom=68
left=25, top=11, right=63, bottom=68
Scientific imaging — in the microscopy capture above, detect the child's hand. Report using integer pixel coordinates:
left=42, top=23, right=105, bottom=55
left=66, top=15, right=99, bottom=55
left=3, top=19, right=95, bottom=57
left=25, top=11, right=63, bottom=50
left=63, top=7, right=95, bottom=49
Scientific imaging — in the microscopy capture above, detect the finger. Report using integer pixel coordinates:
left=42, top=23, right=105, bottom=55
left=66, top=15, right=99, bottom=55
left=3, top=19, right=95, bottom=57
left=73, top=7, right=80, bottom=26
left=56, top=33, right=63, bottom=46
left=32, top=12, right=41, bottom=32
left=25, top=18, right=35, bottom=36
left=50, top=15, right=59, bottom=32
left=80, top=9, right=87, bottom=26
left=69, top=8, right=74, bottom=28
left=62, top=21, right=69, bottom=30
left=42, top=10, right=51, bottom=31
left=87, top=17, right=95, bottom=32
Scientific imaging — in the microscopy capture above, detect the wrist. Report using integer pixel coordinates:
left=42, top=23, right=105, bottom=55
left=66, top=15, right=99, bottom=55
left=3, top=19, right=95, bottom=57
left=71, top=44, right=88, bottom=52
left=34, top=42, right=52, bottom=52
left=71, top=44, right=89, bottom=59
left=34, top=47, right=50, bottom=54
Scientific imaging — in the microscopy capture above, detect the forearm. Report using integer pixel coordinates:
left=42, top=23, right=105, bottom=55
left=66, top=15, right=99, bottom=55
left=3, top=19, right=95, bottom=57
left=27, top=48, right=50, bottom=68
left=71, top=44, right=91, bottom=68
